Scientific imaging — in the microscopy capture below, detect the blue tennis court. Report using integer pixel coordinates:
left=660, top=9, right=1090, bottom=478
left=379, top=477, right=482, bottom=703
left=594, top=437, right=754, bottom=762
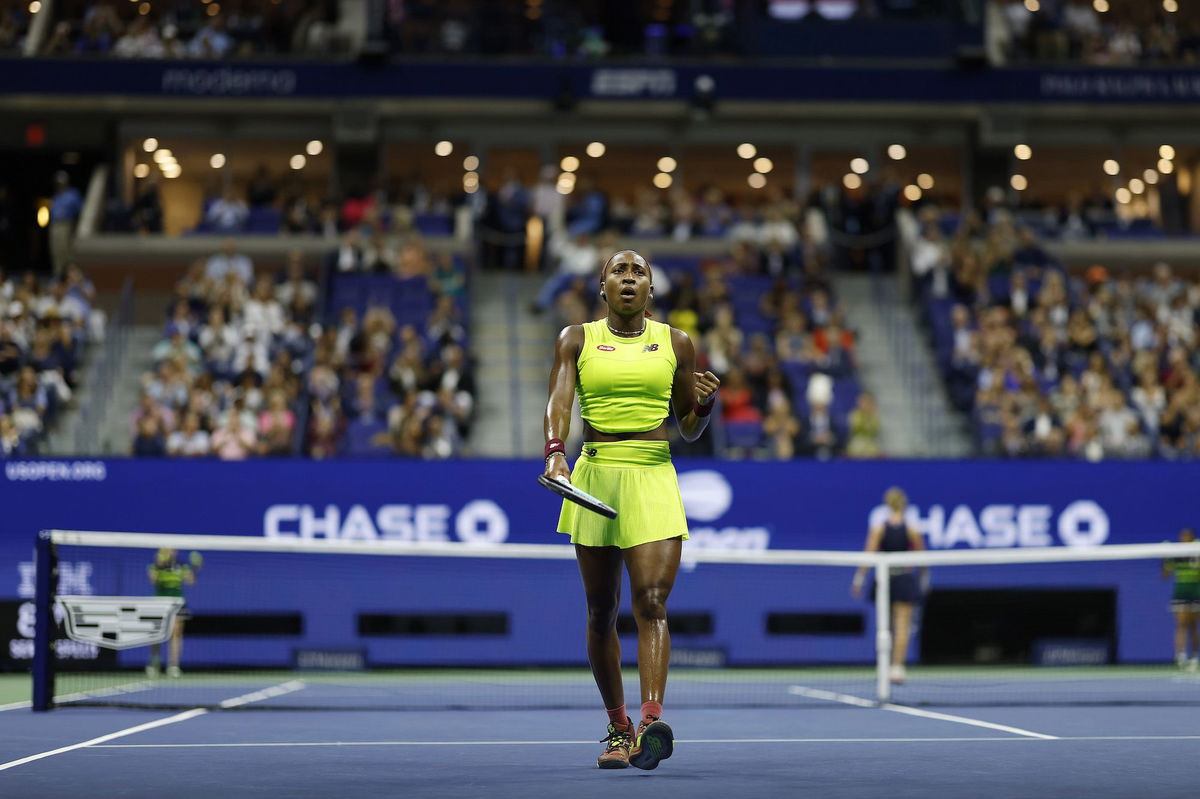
left=3, top=672, right=1198, bottom=799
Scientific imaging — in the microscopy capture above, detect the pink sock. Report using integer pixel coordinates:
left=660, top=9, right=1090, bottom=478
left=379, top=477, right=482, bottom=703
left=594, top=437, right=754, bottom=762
left=606, top=705, right=628, bottom=725
left=641, top=701, right=663, bottom=721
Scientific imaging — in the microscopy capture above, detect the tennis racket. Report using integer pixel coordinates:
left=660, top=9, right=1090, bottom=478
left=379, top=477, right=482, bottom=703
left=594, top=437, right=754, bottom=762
left=538, top=474, right=618, bottom=519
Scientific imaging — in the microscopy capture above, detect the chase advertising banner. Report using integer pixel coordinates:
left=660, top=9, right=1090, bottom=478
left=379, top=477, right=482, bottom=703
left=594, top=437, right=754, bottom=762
left=1, top=459, right=1195, bottom=668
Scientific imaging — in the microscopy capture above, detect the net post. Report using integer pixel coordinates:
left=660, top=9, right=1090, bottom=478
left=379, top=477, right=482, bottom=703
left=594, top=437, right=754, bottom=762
left=874, top=558, right=891, bottom=703
left=32, top=530, right=58, bottom=711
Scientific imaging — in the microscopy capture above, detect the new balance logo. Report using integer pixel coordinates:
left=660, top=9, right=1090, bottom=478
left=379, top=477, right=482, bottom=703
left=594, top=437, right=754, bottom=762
left=643, top=344, right=659, bottom=352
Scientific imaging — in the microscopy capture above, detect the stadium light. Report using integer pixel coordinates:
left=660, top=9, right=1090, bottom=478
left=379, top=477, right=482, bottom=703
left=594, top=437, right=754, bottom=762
left=306, top=140, right=323, bottom=156
left=560, top=156, right=580, bottom=173
left=1158, top=159, right=1174, bottom=174
left=1103, top=159, right=1120, bottom=176
left=903, top=184, right=922, bottom=201
left=843, top=173, right=862, bottom=190
left=1129, top=178, right=1145, bottom=195
left=1144, top=169, right=1159, bottom=185
left=1159, top=145, right=1176, bottom=160
left=290, top=154, right=306, bottom=170
left=133, top=164, right=150, bottom=179
left=887, top=145, right=907, bottom=160
left=657, top=157, right=677, bottom=173
left=142, top=138, right=158, bottom=152
left=1010, top=174, right=1028, bottom=191
left=747, top=173, right=766, bottom=189
left=653, top=172, right=673, bottom=189
left=462, top=155, right=479, bottom=171
left=1014, top=144, right=1032, bottom=160
left=850, top=158, right=869, bottom=175
left=586, top=142, right=606, bottom=158
left=210, top=153, right=225, bottom=169
left=737, top=143, right=756, bottom=159
left=917, top=173, right=934, bottom=190
left=1115, top=187, right=1131, bottom=204
left=753, top=157, right=774, bottom=174
left=434, top=141, right=453, bottom=157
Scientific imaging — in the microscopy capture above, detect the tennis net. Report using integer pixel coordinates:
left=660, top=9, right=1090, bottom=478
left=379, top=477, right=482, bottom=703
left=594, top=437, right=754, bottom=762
left=29, top=530, right=1200, bottom=711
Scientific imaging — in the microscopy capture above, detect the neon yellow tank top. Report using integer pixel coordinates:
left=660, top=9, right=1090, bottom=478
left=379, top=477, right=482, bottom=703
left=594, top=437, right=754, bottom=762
left=577, top=319, right=677, bottom=433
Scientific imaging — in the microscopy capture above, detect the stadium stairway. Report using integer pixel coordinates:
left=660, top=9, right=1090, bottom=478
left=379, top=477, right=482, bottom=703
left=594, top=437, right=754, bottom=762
left=468, top=270, right=556, bottom=457
left=94, top=326, right=163, bottom=455
left=834, top=273, right=971, bottom=457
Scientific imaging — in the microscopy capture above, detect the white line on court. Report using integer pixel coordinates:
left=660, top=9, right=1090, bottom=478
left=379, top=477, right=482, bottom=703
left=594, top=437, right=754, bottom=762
left=85, top=734, right=1200, bottom=749
left=0, top=680, right=308, bottom=772
left=788, top=686, right=1058, bottom=740
left=0, top=700, right=31, bottom=712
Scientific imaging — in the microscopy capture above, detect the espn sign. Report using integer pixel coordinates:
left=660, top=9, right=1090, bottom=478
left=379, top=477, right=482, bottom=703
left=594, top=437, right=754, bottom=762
left=56, top=596, right=183, bottom=650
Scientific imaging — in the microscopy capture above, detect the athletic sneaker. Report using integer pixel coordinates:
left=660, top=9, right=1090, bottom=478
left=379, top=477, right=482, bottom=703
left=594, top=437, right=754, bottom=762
left=1176, top=653, right=1188, bottom=669
left=167, top=666, right=182, bottom=679
left=144, top=665, right=159, bottom=679
left=889, top=664, right=907, bottom=684
left=596, top=719, right=634, bottom=769
left=629, top=716, right=674, bottom=771
left=1188, top=657, right=1199, bottom=673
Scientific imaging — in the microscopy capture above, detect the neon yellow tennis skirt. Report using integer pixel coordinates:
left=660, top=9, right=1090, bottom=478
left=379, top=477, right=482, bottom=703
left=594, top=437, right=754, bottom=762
left=557, top=440, right=689, bottom=549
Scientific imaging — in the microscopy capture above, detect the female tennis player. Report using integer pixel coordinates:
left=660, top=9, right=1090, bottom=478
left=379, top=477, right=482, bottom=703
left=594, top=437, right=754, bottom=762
left=146, top=548, right=202, bottom=678
left=544, top=249, right=719, bottom=770
left=1163, top=527, right=1199, bottom=671
left=852, top=487, right=926, bottom=684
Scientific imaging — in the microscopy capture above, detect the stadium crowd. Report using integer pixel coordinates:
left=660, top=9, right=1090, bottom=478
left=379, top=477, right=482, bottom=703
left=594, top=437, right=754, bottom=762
left=913, top=205, right=1200, bottom=460
left=41, top=1, right=342, bottom=58
left=0, top=265, right=102, bottom=456
left=995, top=0, right=1200, bottom=66
left=131, top=239, right=473, bottom=460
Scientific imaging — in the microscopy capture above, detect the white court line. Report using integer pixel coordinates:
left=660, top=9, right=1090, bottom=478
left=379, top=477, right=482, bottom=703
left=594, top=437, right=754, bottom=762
left=0, top=681, right=307, bottom=773
left=0, top=700, right=31, bottom=712
left=788, top=686, right=1058, bottom=740
left=87, top=734, right=1200, bottom=749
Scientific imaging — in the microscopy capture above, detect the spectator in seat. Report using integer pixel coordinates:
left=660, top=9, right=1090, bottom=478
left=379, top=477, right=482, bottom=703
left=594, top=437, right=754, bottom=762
left=258, top=389, right=295, bottom=455
left=422, top=413, right=460, bottom=459
left=762, top=402, right=800, bottom=459
left=211, top=411, right=256, bottom=461
left=189, top=12, right=234, bottom=58
left=167, top=411, right=211, bottom=458
left=719, top=367, right=761, bottom=423
left=205, top=189, right=249, bottom=234
left=132, top=414, right=167, bottom=457
left=326, top=230, right=365, bottom=273
left=0, top=413, right=25, bottom=457
left=205, top=239, right=253, bottom=285
left=275, top=251, right=317, bottom=310
left=846, top=393, right=882, bottom=458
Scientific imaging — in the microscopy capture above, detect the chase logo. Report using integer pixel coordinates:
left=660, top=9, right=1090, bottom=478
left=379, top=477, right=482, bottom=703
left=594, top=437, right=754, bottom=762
left=597, top=345, right=615, bottom=352
left=677, top=470, right=769, bottom=564
left=678, top=470, right=733, bottom=521
left=57, top=596, right=183, bottom=650
left=868, top=500, right=1111, bottom=549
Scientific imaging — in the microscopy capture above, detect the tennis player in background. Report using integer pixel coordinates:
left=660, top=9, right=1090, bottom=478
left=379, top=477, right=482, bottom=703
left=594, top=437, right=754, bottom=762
left=1163, top=527, right=1199, bottom=671
left=852, top=487, right=927, bottom=684
left=544, top=249, right=719, bottom=770
left=146, top=548, right=202, bottom=678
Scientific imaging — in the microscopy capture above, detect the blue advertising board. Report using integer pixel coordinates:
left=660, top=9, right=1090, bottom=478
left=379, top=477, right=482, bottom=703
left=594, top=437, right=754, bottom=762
left=1, top=459, right=1195, bottom=669
left=5, top=60, right=1200, bottom=104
